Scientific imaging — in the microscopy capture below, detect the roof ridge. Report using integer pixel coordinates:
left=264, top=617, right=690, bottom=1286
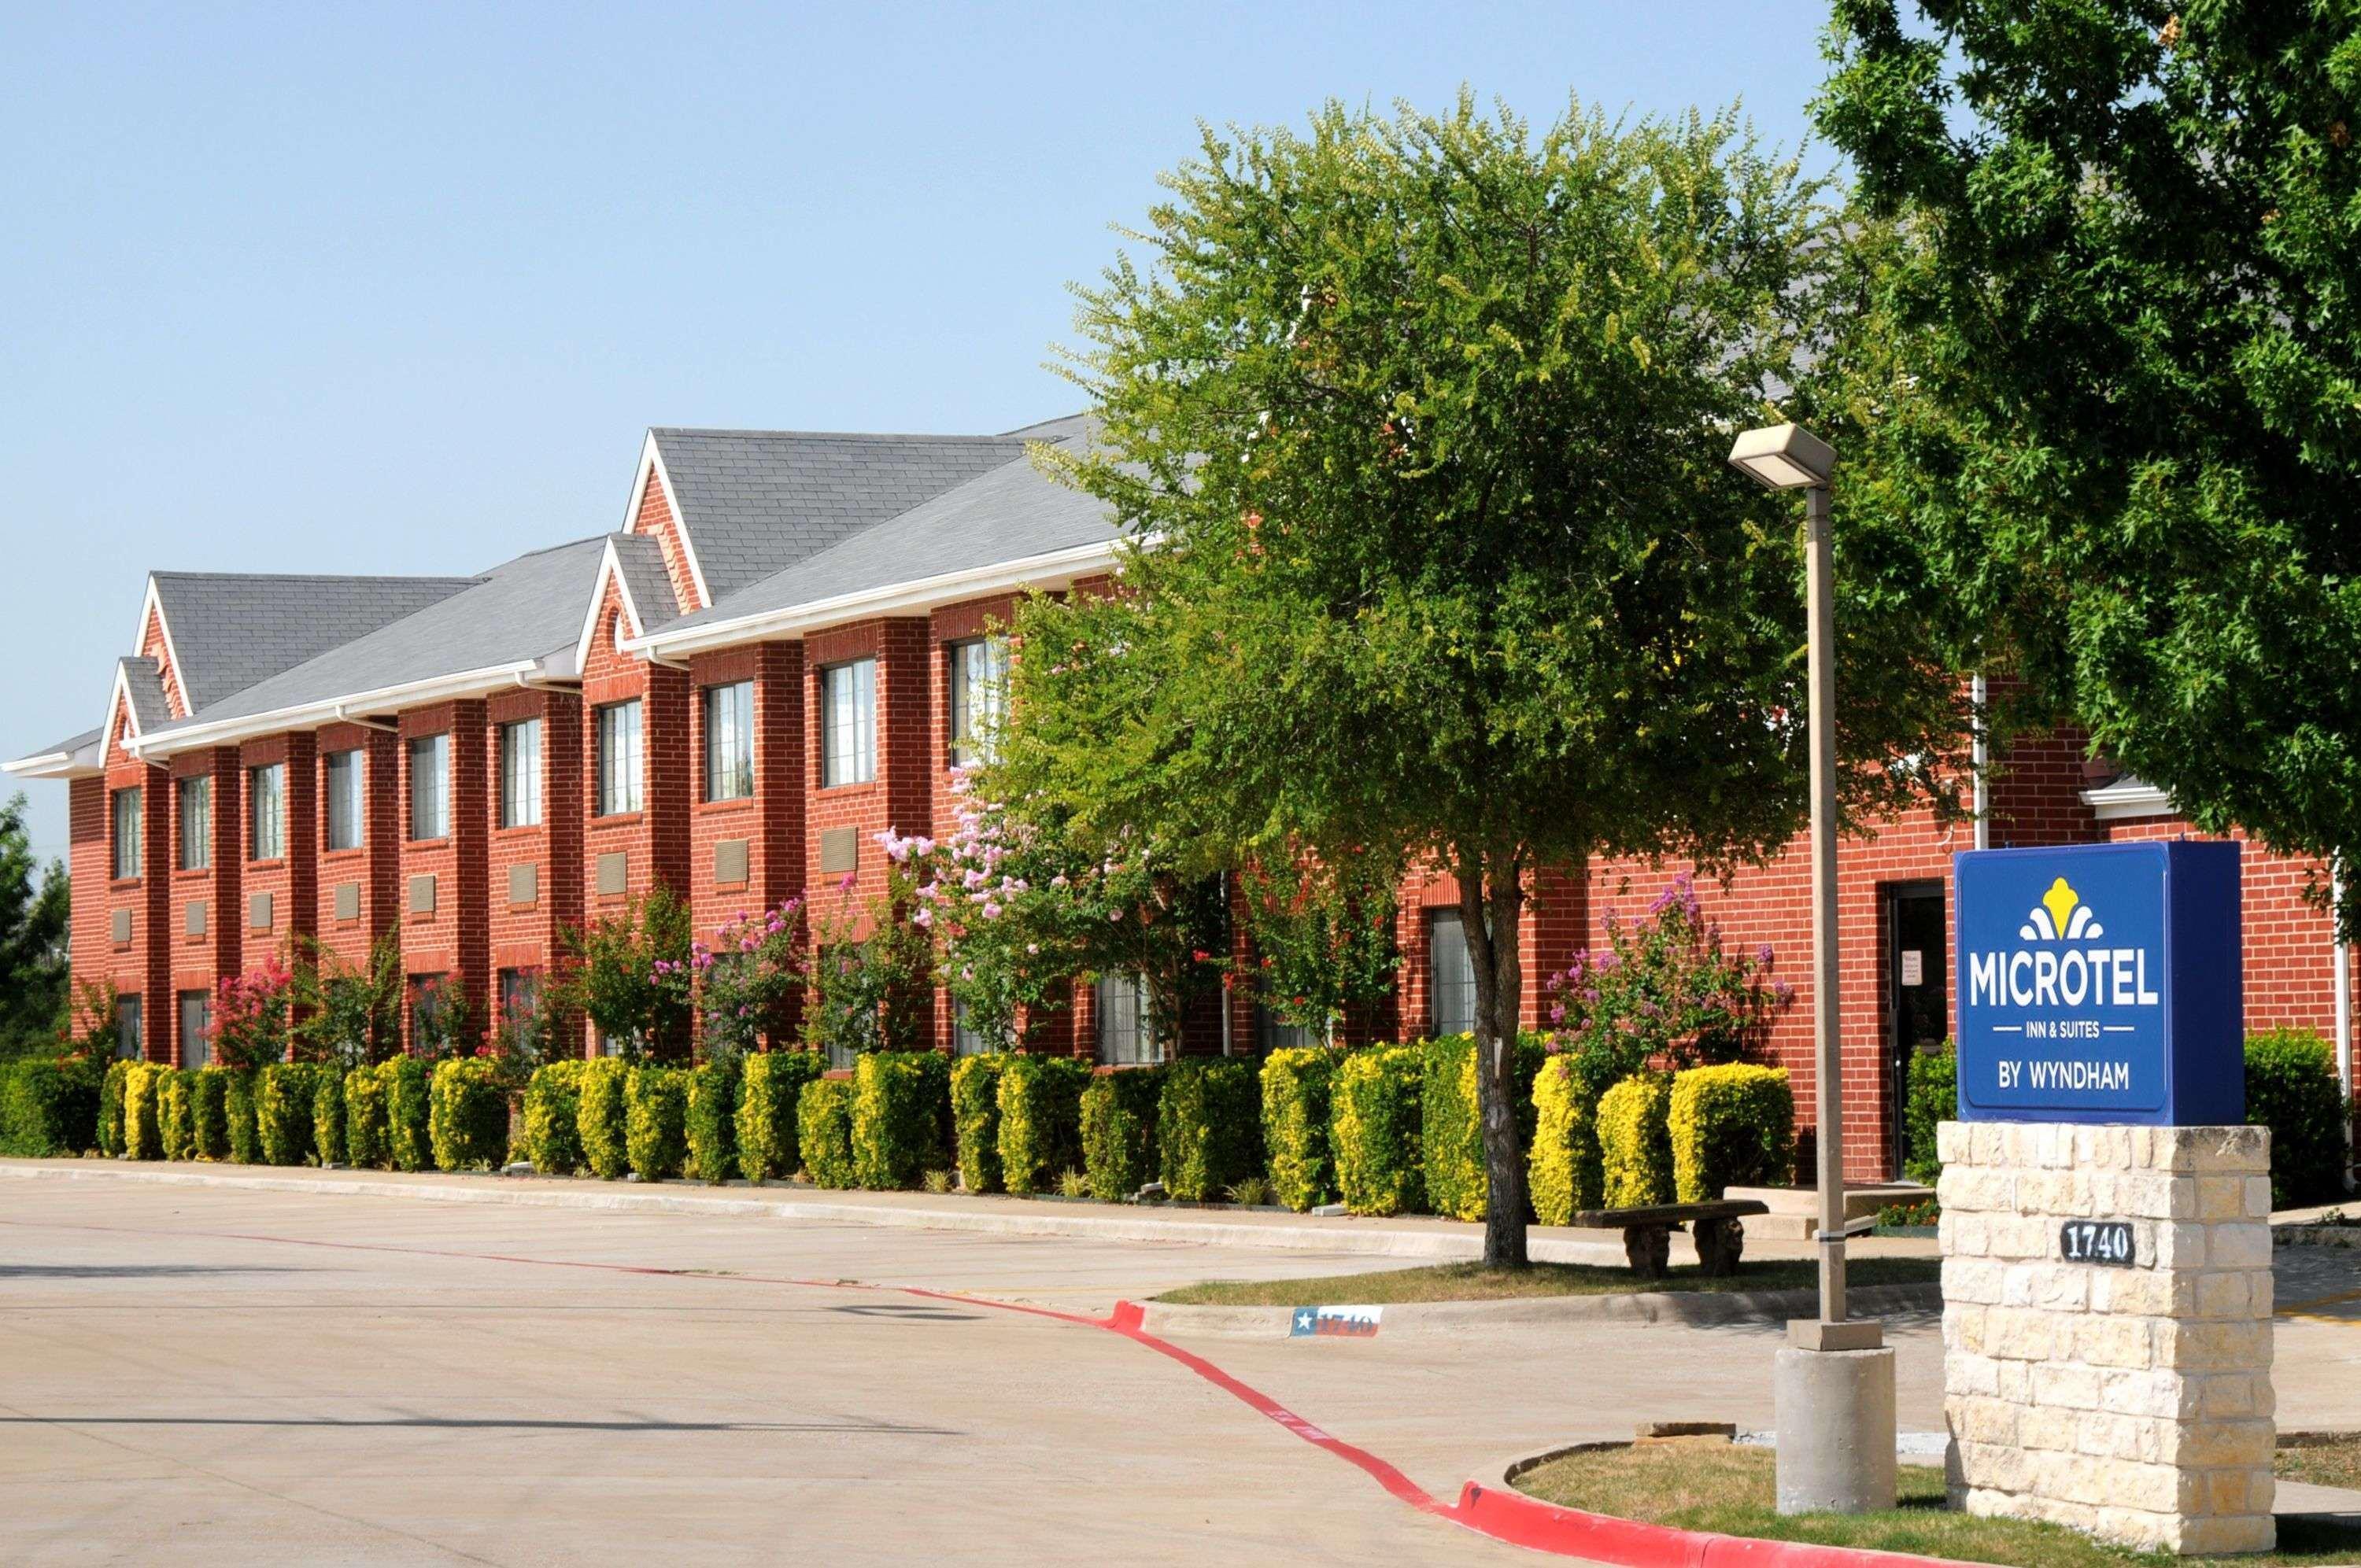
left=151, top=570, right=486, bottom=585
left=479, top=532, right=615, bottom=569
left=650, top=426, right=1027, bottom=445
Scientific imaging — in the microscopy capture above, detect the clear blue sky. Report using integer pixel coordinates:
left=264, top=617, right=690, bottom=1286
left=1, top=2, right=1838, bottom=867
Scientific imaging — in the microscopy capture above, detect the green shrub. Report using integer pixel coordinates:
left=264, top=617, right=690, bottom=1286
left=190, top=1068, right=231, bottom=1160
left=1901, top=1042, right=1956, bottom=1185
left=852, top=1051, right=950, bottom=1190
left=429, top=1059, right=508, bottom=1171
left=99, top=1058, right=133, bottom=1157
left=735, top=1050, right=822, bottom=1181
left=2246, top=1029, right=2351, bottom=1208
left=1158, top=1057, right=1261, bottom=1201
left=159, top=1068, right=195, bottom=1160
left=124, top=1064, right=164, bottom=1160
left=625, top=1064, right=689, bottom=1181
left=225, top=1068, right=262, bottom=1164
left=951, top=1053, right=1009, bottom=1194
left=684, top=1057, right=741, bottom=1183
left=1668, top=1063, right=1794, bottom=1202
left=577, top=1057, right=630, bottom=1179
left=797, top=1076, right=856, bottom=1188
left=996, top=1054, right=1089, bottom=1195
left=379, top=1057, right=434, bottom=1172
left=1598, top=1074, right=1675, bottom=1208
left=312, top=1067, right=349, bottom=1165
left=521, top=1061, right=586, bottom=1174
left=0, top=1057, right=102, bottom=1157
left=343, top=1064, right=389, bottom=1168
left=1261, top=1046, right=1343, bottom=1211
left=256, top=1063, right=318, bottom=1167
left=1331, top=1045, right=1424, bottom=1216
left=1529, top=1055, right=1603, bottom=1224
left=1416, top=1034, right=1552, bottom=1222
left=1081, top=1067, right=1163, bottom=1201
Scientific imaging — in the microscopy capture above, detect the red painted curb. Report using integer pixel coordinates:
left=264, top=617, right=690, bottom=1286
left=3, top=1215, right=1960, bottom=1566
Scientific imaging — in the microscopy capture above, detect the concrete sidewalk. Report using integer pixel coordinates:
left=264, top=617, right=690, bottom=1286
left=0, top=1156, right=1942, bottom=1267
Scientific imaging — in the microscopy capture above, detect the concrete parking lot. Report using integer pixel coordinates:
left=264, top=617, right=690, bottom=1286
left=1, top=1171, right=2352, bottom=1566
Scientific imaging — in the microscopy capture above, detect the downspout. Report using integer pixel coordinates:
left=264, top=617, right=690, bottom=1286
left=1970, top=673, right=1990, bottom=853
left=2336, top=864, right=2355, bottom=1190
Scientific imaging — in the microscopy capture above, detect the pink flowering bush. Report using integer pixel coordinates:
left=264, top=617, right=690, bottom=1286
left=553, top=886, right=693, bottom=1061
left=690, top=898, right=807, bottom=1061
left=1543, top=873, right=1791, bottom=1089
left=800, top=864, right=933, bottom=1059
left=209, top=956, right=294, bottom=1069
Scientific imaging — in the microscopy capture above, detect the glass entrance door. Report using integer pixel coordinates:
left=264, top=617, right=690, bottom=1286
left=1883, top=880, right=1947, bottom=1177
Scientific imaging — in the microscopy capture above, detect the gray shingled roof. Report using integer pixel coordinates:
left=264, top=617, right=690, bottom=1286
left=610, top=533, right=681, bottom=632
left=146, top=537, right=612, bottom=733
left=117, top=658, right=171, bottom=734
left=651, top=428, right=1031, bottom=603
left=656, top=421, right=1118, bottom=633
left=152, top=571, right=480, bottom=711
left=26, top=726, right=101, bottom=760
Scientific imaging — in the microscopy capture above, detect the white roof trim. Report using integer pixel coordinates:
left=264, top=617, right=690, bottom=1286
left=626, top=539, right=1122, bottom=658
left=122, top=659, right=545, bottom=762
left=626, top=433, right=711, bottom=611
left=2, top=738, right=99, bottom=779
left=2082, top=777, right=2176, bottom=821
left=135, top=576, right=190, bottom=720
left=103, top=661, right=143, bottom=749
left=571, top=539, right=650, bottom=673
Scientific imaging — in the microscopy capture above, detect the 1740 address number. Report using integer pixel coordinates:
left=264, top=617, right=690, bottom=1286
left=2060, top=1219, right=2136, bottom=1267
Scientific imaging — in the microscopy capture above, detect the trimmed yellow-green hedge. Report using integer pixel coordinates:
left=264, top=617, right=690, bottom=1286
left=852, top=1051, right=950, bottom=1190
left=996, top=1054, right=1088, bottom=1195
left=1598, top=1074, right=1674, bottom=1208
left=685, top=1057, right=741, bottom=1183
left=257, top=1062, right=320, bottom=1167
left=160, top=1068, right=195, bottom=1160
left=578, top=1057, right=630, bottom=1179
left=1081, top=1066, right=1162, bottom=1201
left=190, top=1067, right=231, bottom=1160
left=380, top=1057, right=434, bottom=1172
left=312, top=1066, right=350, bottom=1166
left=1528, top=1055, right=1604, bottom=1224
left=343, top=1064, right=389, bottom=1168
left=98, top=1058, right=133, bottom=1157
left=523, top=1061, right=586, bottom=1175
left=736, top=1050, right=822, bottom=1181
left=1260, top=1046, right=1343, bottom=1212
left=797, top=1076, right=856, bottom=1188
left=225, top=1067, right=262, bottom=1164
left=625, top=1064, right=689, bottom=1181
left=0, top=1056, right=101, bottom=1157
left=1158, top=1057, right=1260, bottom=1201
left=125, top=1064, right=165, bottom=1160
left=1668, top=1063, right=1794, bottom=1202
left=950, top=1053, right=1009, bottom=1194
left=1332, top=1045, right=1424, bottom=1216
left=430, top=1059, right=508, bottom=1172
left=1419, top=1034, right=1550, bottom=1222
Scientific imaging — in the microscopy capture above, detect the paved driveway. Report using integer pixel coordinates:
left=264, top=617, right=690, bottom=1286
left=0, top=1176, right=2349, bottom=1565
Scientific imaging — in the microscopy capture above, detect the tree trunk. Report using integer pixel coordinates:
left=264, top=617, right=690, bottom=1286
left=1457, top=845, right=1529, bottom=1268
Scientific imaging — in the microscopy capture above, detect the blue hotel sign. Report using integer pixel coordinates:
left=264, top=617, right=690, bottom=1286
left=1954, top=841, right=2244, bottom=1125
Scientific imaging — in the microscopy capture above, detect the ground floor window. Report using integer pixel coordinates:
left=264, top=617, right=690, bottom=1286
left=497, top=968, right=541, bottom=1055
left=951, top=998, right=988, bottom=1057
left=1095, top=974, right=1152, bottom=1066
left=408, top=975, right=450, bottom=1051
left=114, top=995, right=142, bottom=1061
left=1255, top=1005, right=1314, bottom=1054
left=1428, top=909, right=1475, bottom=1037
left=177, top=991, right=211, bottom=1068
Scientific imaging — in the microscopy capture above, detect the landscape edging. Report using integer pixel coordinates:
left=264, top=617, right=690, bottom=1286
left=1138, top=1282, right=1942, bottom=1338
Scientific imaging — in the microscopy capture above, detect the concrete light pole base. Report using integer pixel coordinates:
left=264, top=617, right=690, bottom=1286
left=1774, top=1344, right=1898, bottom=1515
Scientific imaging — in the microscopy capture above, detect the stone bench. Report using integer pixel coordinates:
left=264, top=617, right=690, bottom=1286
left=1562, top=1198, right=1770, bottom=1278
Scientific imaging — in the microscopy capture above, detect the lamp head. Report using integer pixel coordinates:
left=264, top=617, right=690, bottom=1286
left=1727, top=422, right=1835, bottom=490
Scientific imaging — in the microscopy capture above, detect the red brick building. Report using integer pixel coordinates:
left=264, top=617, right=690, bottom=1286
left=13, top=415, right=2354, bottom=1178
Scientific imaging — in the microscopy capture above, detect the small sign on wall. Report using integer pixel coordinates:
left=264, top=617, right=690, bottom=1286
left=1901, top=950, right=1923, bottom=987
left=2060, top=1219, right=2136, bottom=1267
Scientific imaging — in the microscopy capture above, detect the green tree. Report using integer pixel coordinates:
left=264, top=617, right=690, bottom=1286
left=0, top=793, right=69, bottom=1058
left=1816, top=2, right=2361, bottom=924
left=1000, top=98, right=1958, bottom=1264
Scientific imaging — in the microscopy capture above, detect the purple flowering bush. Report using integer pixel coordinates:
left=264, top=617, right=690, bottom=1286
left=1543, top=873, right=1792, bottom=1089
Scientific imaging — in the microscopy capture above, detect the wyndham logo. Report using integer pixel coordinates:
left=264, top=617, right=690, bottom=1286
left=2020, top=876, right=2105, bottom=943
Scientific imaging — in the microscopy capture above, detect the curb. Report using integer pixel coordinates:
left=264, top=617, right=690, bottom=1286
left=2274, top=1226, right=2360, bottom=1250
left=0, top=1160, right=1653, bottom=1264
left=1139, top=1282, right=1943, bottom=1338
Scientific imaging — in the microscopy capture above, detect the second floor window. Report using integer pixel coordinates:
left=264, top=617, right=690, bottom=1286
left=324, top=749, right=364, bottom=851
left=948, top=637, right=1007, bottom=769
left=1428, top=909, right=1476, bottom=1037
left=500, top=719, right=542, bottom=828
left=703, top=681, right=753, bottom=802
left=248, top=764, right=284, bottom=861
left=596, top=700, right=642, bottom=816
left=176, top=776, right=209, bottom=871
left=408, top=733, right=449, bottom=841
left=821, top=658, right=875, bottom=788
left=111, top=787, right=142, bottom=880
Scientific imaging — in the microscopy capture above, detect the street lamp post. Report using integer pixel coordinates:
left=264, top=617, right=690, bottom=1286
left=1728, top=421, right=1897, bottom=1515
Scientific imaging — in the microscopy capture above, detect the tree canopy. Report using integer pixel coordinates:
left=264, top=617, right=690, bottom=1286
left=1816, top=2, right=2361, bottom=916
left=0, top=793, right=68, bottom=1059
left=994, top=96, right=1961, bottom=1262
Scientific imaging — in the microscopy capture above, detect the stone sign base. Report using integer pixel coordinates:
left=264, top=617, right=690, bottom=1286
left=1938, top=1120, right=2276, bottom=1556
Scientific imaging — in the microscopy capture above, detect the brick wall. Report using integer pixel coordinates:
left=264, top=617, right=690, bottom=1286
left=397, top=701, right=490, bottom=1047
left=312, top=724, right=400, bottom=972
left=97, top=711, right=170, bottom=1059
left=166, top=747, right=241, bottom=1020
left=235, top=731, right=314, bottom=978
left=485, top=687, right=583, bottom=1042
